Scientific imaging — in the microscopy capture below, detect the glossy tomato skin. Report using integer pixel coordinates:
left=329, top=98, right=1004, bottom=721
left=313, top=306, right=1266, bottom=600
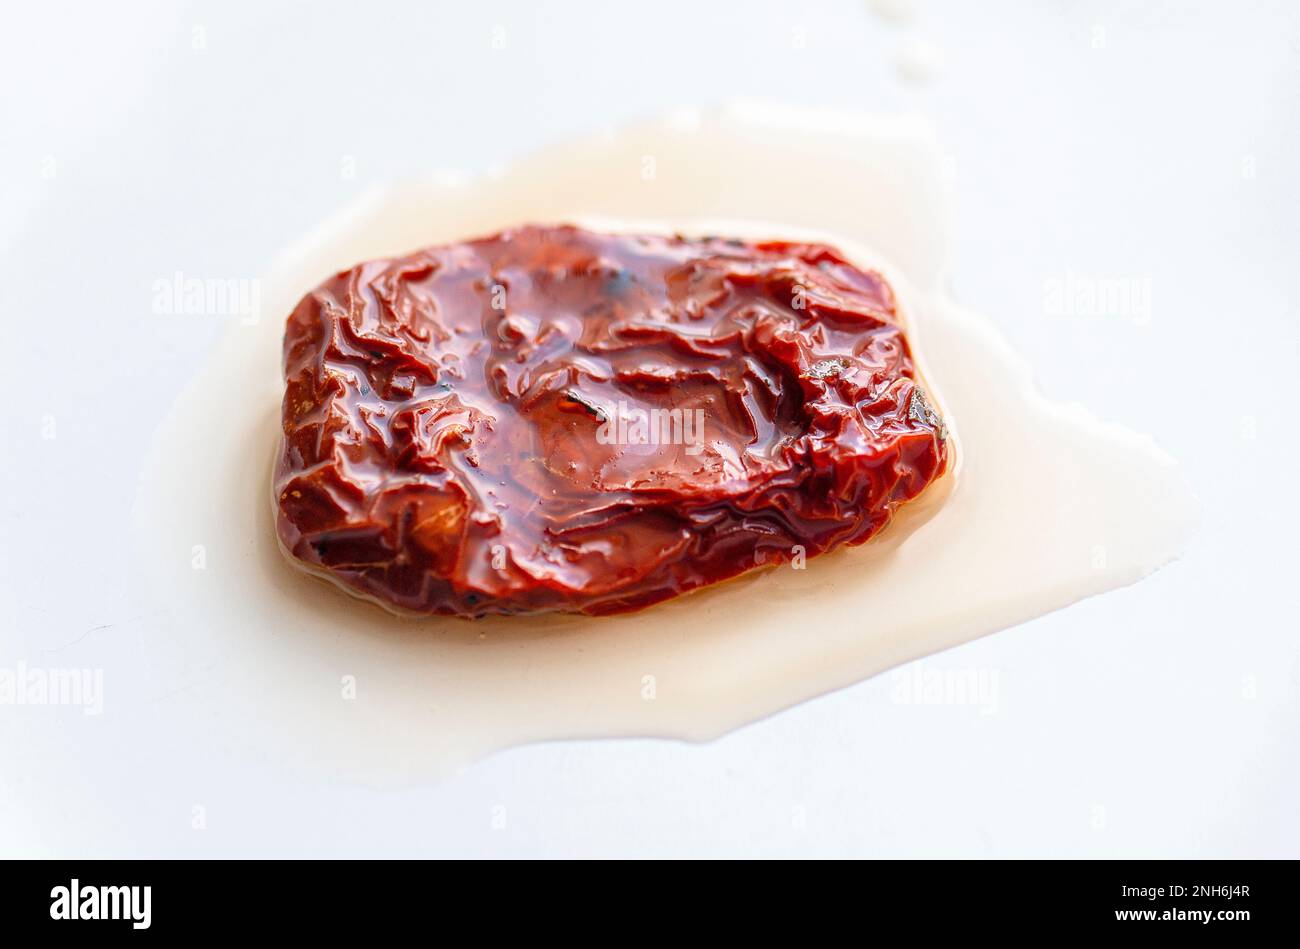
left=275, top=225, right=949, bottom=617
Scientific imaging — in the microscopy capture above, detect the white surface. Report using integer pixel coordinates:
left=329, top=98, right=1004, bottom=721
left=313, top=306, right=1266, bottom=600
left=2, top=0, right=1298, bottom=857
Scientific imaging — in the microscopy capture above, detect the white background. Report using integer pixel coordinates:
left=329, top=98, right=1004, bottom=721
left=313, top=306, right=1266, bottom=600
left=2, top=0, right=1297, bottom=857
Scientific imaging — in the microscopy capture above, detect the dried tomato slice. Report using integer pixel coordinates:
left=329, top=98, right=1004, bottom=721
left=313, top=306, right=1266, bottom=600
left=274, top=225, right=950, bottom=616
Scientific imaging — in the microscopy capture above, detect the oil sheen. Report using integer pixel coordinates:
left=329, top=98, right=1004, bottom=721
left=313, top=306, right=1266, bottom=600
left=132, top=103, right=1197, bottom=783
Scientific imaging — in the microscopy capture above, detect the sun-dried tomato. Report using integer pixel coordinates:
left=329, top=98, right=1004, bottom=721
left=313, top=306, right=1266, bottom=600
left=275, top=225, right=949, bottom=616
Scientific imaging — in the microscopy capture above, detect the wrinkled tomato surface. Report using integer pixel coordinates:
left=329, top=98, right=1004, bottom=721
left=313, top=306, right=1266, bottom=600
left=275, top=225, right=950, bottom=617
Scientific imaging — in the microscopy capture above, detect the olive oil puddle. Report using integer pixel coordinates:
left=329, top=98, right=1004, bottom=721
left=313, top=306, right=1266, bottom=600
left=133, top=104, right=1196, bottom=784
